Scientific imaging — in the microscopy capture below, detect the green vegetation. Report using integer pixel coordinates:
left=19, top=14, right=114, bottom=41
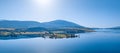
left=0, top=27, right=94, bottom=39
left=0, top=20, right=95, bottom=39
left=54, top=34, right=67, bottom=38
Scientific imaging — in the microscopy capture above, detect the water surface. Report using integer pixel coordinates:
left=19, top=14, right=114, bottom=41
left=0, top=29, right=120, bottom=53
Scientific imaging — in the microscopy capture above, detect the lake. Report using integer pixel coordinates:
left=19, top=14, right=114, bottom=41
left=0, top=29, right=120, bottom=53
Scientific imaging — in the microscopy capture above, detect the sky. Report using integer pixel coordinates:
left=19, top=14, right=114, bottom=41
left=0, top=0, right=120, bottom=28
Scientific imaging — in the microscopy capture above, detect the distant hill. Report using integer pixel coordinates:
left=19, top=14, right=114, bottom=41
left=0, top=20, right=41, bottom=28
left=41, top=20, right=84, bottom=28
left=0, top=20, right=85, bottom=28
left=109, top=26, right=120, bottom=29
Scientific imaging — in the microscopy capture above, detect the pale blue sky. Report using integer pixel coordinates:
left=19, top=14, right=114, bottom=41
left=0, top=0, right=120, bottom=28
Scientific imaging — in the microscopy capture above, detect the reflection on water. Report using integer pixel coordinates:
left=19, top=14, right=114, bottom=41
left=0, top=29, right=120, bottom=53
left=0, top=34, right=79, bottom=40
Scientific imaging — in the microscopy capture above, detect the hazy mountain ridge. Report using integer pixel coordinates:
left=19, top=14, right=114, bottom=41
left=41, top=20, right=84, bottom=28
left=0, top=20, right=84, bottom=28
left=0, top=20, right=41, bottom=28
left=108, top=26, right=120, bottom=29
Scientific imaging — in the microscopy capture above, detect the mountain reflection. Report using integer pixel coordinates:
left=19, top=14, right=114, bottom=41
left=0, top=34, right=80, bottom=40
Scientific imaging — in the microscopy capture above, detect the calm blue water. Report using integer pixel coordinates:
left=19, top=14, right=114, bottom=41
left=0, top=29, right=120, bottom=53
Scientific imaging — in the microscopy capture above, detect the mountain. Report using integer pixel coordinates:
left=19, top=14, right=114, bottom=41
left=109, top=26, right=120, bottom=29
left=41, top=20, right=84, bottom=28
left=0, top=20, right=85, bottom=28
left=0, top=20, right=41, bottom=28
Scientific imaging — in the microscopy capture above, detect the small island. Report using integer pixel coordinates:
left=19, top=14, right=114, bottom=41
left=0, top=27, right=94, bottom=40
left=0, top=20, right=95, bottom=40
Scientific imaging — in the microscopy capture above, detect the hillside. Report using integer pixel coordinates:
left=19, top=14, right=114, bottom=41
left=109, top=26, right=120, bottom=29
left=0, top=20, right=41, bottom=28
left=41, top=20, right=84, bottom=28
left=0, top=20, right=85, bottom=29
